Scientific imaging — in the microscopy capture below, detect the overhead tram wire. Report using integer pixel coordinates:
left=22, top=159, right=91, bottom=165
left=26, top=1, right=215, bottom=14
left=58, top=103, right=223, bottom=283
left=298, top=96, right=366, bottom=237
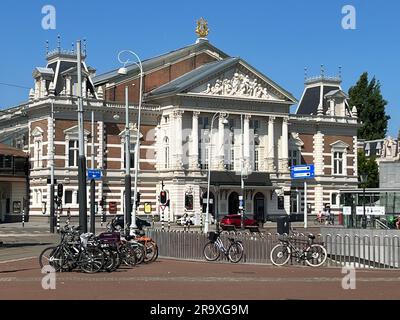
left=0, top=82, right=31, bottom=90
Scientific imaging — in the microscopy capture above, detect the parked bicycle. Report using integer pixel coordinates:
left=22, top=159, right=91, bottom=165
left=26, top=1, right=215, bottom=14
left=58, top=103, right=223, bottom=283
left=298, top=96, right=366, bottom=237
left=270, top=234, right=327, bottom=267
left=203, top=232, right=244, bottom=263
left=39, top=226, right=105, bottom=273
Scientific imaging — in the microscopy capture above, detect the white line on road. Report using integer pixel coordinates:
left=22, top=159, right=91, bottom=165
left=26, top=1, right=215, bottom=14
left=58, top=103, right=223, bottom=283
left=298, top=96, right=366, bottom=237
left=0, top=257, right=35, bottom=264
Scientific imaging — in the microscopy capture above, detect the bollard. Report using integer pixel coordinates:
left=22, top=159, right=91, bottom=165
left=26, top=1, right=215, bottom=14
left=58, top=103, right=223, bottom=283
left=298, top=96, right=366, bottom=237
left=161, top=210, right=165, bottom=231
left=22, top=209, right=25, bottom=228
left=168, top=216, right=171, bottom=231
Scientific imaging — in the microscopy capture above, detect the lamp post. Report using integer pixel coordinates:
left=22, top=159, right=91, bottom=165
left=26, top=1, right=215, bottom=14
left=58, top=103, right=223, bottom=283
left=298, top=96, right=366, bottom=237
left=360, top=172, right=368, bottom=229
left=205, top=112, right=229, bottom=234
left=118, top=50, right=143, bottom=235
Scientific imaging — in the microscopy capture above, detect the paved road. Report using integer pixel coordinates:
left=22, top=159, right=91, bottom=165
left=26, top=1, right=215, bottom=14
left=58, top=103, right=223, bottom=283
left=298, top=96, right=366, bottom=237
left=0, top=257, right=399, bottom=300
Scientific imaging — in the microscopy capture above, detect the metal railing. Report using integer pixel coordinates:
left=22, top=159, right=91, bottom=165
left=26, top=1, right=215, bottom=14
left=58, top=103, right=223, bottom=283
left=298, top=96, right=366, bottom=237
left=146, top=229, right=400, bottom=269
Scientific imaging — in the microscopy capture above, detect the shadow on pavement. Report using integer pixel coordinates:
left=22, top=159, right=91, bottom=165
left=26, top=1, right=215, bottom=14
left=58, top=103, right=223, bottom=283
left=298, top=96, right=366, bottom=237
left=0, top=243, right=53, bottom=249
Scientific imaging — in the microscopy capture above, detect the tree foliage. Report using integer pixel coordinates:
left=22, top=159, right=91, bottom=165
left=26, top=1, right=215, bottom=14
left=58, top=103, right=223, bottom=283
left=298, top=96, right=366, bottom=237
left=348, top=72, right=390, bottom=140
left=357, top=151, right=379, bottom=188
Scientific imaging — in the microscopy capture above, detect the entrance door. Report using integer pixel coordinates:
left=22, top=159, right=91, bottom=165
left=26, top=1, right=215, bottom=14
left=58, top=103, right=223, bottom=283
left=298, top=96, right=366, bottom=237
left=228, top=192, right=240, bottom=214
left=254, top=193, right=265, bottom=222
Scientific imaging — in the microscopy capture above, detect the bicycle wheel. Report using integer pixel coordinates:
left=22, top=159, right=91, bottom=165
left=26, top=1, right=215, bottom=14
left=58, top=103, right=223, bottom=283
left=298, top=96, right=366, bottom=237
left=143, top=241, right=158, bottom=263
left=79, top=247, right=104, bottom=273
left=151, top=243, right=159, bottom=262
left=39, top=246, right=63, bottom=272
left=120, top=245, right=137, bottom=267
left=228, top=242, right=244, bottom=263
left=270, top=243, right=291, bottom=266
left=305, top=244, right=327, bottom=267
left=203, top=242, right=221, bottom=261
left=102, top=248, right=118, bottom=272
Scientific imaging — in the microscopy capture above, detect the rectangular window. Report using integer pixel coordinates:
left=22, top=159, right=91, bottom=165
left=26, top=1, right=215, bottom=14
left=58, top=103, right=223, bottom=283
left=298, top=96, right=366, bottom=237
left=65, top=191, right=73, bottom=204
left=277, top=196, right=285, bottom=210
left=0, top=155, right=12, bottom=169
left=289, top=150, right=299, bottom=167
left=250, top=119, right=260, bottom=134
left=290, top=192, right=298, bottom=214
left=199, top=117, right=209, bottom=129
left=254, top=148, right=259, bottom=171
left=204, top=148, right=209, bottom=170
left=331, top=193, right=338, bottom=206
left=333, top=152, right=344, bottom=175
left=229, top=149, right=235, bottom=171
left=68, top=140, right=79, bottom=167
left=35, top=140, right=42, bottom=168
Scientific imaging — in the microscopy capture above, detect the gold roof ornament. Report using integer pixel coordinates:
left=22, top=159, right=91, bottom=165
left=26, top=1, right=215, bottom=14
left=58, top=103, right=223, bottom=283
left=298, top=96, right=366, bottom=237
left=195, top=17, right=209, bottom=38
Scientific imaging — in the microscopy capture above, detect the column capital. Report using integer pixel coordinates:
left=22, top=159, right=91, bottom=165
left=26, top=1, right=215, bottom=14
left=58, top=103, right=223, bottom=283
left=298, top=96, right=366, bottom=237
left=173, top=110, right=184, bottom=119
left=282, top=116, right=289, bottom=124
left=244, top=114, right=252, bottom=121
left=193, top=111, right=200, bottom=118
left=218, top=112, right=228, bottom=120
left=269, top=116, right=276, bottom=123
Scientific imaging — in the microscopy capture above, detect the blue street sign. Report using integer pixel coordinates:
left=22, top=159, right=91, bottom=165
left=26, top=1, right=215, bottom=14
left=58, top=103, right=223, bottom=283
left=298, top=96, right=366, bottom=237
left=88, top=169, right=102, bottom=180
left=291, top=165, right=315, bottom=179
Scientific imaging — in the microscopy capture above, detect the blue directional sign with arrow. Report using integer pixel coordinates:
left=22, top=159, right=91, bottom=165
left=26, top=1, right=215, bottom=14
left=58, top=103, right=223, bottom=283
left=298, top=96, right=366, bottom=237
left=291, top=165, right=315, bottom=179
left=88, top=169, right=102, bottom=180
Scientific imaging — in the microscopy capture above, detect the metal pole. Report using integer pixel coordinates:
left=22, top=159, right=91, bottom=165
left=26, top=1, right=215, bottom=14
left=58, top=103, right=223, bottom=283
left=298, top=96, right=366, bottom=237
left=77, top=40, right=88, bottom=233
left=50, top=100, right=55, bottom=233
left=90, top=111, right=96, bottom=234
left=205, top=114, right=217, bottom=234
left=131, top=63, right=143, bottom=234
left=22, top=209, right=25, bottom=228
left=124, top=85, right=132, bottom=235
left=241, top=114, right=244, bottom=230
left=304, top=180, right=308, bottom=229
left=362, top=185, right=366, bottom=229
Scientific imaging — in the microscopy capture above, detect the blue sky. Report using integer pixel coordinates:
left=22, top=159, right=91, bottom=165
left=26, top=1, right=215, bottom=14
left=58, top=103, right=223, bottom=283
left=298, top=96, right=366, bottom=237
left=0, top=0, right=398, bottom=136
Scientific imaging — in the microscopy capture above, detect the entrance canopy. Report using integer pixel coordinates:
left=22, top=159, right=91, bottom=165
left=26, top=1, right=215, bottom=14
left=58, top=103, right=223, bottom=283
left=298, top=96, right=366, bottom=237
left=210, top=171, right=273, bottom=188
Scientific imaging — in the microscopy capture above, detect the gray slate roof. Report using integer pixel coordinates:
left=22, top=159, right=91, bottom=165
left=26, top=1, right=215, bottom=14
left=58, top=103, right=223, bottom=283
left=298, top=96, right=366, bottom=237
left=147, top=57, right=239, bottom=98
left=93, top=41, right=229, bottom=85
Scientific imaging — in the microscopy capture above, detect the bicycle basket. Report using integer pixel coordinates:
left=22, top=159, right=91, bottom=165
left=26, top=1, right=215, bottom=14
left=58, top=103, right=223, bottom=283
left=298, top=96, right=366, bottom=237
left=208, top=232, right=219, bottom=242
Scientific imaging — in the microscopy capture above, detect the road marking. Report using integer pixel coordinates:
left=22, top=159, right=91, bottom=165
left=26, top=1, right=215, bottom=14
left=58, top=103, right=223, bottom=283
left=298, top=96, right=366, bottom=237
left=0, top=234, right=51, bottom=237
left=0, top=257, right=36, bottom=264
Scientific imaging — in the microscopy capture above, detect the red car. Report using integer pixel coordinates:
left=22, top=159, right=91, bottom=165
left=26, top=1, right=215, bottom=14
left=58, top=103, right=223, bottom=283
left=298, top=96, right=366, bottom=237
left=220, top=214, right=258, bottom=228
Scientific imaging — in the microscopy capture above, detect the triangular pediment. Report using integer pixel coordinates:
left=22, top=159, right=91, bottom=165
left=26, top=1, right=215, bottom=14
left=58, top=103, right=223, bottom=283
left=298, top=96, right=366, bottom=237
left=187, top=61, right=293, bottom=102
left=330, top=140, right=350, bottom=149
left=147, top=58, right=297, bottom=104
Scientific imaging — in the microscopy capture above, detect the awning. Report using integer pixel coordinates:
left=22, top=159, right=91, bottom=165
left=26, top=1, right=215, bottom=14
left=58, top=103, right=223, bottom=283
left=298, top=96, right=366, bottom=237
left=209, top=171, right=273, bottom=187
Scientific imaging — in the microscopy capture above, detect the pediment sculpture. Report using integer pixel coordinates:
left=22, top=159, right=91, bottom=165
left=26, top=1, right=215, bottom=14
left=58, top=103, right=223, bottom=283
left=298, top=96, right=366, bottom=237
left=202, top=73, right=270, bottom=99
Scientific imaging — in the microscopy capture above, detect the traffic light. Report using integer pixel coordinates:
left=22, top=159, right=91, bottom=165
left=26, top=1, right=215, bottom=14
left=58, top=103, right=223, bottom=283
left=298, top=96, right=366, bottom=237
left=136, top=192, right=141, bottom=206
left=160, top=191, right=167, bottom=205
left=57, top=184, right=63, bottom=198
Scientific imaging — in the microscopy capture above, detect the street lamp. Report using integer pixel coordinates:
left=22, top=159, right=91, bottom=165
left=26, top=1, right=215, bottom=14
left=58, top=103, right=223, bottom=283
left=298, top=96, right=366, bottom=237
left=117, top=50, right=144, bottom=235
left=205, top=112, right=229, bottom=234
left=359, top=172, right=368, bottom=229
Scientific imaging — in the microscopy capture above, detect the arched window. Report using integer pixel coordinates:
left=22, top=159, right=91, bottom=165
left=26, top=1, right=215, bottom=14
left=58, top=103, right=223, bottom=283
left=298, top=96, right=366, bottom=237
left=164, top=137, right=170, bottom=169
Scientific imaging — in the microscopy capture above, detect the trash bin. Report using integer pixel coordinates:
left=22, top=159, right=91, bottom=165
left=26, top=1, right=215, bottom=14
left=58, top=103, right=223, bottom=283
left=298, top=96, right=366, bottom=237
left=277, top=216, right=290, bottom=235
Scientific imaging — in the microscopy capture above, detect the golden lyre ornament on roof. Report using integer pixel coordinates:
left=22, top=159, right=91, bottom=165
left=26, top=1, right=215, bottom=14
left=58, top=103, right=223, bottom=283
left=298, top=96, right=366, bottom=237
left=195, top=17, right=209, bottom=38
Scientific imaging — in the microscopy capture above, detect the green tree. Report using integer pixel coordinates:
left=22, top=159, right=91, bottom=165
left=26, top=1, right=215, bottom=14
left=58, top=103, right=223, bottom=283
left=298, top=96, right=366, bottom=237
left=357, top=151, right=379, bottom=188
left=348, top=72, right=390, bottom=140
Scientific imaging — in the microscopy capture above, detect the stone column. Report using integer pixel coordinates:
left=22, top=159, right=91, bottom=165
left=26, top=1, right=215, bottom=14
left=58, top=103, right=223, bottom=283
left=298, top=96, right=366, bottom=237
left=267, top=116, right=276, bottom=171
left=313, top=130, right=324, bottom=176
left=244, top=115, right=251, bottom=168
left=279, top=117, right=289, bottom=172
left=190, top=111, right=200, bottom=170
left=174, top=110, right=184, bottom=169
left=217, top=114, right=226, bottom=169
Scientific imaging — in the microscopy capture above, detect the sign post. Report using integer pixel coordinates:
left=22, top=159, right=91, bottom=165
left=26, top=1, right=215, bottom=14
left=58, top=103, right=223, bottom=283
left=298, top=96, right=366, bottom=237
left=291, top=165, right=315, bottom=229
